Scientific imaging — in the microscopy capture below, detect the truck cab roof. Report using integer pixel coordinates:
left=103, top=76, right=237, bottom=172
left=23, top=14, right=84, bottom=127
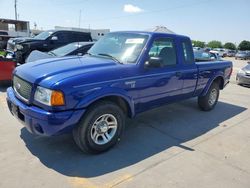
left=111, top=31, right=190, bottom=40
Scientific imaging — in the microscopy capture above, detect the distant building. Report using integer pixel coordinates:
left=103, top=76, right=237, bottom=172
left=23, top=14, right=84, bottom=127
left=146, top=26, right=175, bottom=34
left=0, top=18, right=30, bottom=37
left=55, top=26, right=110, bottom=41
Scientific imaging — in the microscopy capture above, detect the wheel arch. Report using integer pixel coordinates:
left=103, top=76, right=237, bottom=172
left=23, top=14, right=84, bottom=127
left=201, top=75, right=224, bottom=96
left=75, top=88, right=135, bottom=118
left=88, top=95, right=133, bottom=118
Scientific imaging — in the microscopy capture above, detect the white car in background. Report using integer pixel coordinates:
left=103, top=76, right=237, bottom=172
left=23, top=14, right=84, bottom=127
left=210, top=48, right=226, bottom=57
left=193, top=47, right=202, bottom=51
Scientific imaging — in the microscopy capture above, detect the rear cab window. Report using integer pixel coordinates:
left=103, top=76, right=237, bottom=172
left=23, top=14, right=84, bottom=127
left=181, top=39, right=194, bottom=64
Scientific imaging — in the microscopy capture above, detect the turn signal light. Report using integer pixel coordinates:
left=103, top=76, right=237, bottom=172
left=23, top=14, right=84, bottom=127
left=51, top=91, right=65, bottom=106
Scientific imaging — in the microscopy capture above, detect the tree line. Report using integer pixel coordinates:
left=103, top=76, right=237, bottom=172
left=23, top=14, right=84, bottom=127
left=192, top=40, right=250, bottom=51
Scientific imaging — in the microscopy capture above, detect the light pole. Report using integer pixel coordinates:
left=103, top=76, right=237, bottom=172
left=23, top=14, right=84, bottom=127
left=14, top=0, right=18, bottom=20
left=79, top=9, right=81, bottom=28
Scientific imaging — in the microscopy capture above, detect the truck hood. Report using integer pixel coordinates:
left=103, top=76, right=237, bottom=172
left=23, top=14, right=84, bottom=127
left=8, top=37, right=42, bottom=44
left=14, top=55, right=118, bottom=87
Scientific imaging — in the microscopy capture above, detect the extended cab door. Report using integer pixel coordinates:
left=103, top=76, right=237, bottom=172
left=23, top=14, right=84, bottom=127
left=137, top=37, right=183, bottom=111
left=179, top=39, right=198, bottom=97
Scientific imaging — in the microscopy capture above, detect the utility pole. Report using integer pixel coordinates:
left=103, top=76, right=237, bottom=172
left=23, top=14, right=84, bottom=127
left=14, top=0, right=18, bottom=20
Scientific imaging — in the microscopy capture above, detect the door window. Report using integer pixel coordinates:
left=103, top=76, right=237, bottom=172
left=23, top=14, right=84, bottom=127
left=54, top=32, right=70, bottom=43
left=148, top=38, right=177, bottom=66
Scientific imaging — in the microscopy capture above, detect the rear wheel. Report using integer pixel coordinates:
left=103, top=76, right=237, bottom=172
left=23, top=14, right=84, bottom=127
left=73, top=101, right=125, bottom=154
left=198, top=82, right=220, bottom=111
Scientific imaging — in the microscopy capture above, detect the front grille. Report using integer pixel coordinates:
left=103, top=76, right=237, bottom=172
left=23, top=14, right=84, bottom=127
left=15, top=51, right=24, bottom=63
left=13, top=76, right=32, bottom=102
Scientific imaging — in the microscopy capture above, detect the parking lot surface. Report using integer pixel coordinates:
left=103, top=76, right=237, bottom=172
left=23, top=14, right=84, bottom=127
left=0, top=57, right=250, bottom=188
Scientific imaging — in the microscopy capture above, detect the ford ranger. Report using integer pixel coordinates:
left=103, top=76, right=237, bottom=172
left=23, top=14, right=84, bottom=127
left=6, top=31, right=233, bottom=153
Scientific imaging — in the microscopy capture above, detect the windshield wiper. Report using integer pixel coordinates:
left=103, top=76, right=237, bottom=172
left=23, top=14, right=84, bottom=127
left=97, top=53, right=123, bottom=64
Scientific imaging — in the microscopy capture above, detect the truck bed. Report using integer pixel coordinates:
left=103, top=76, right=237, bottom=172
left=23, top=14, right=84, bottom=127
left=195, top=60, right=233, bottom=96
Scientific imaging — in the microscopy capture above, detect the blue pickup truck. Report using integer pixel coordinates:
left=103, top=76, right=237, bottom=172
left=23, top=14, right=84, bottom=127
left=6, top=31, right=233, bottom=153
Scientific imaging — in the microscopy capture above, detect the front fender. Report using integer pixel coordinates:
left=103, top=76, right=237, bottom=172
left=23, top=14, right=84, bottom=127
left=200, top=73, right=224, bottom=96
left=75, top=87, right=135, bottom=117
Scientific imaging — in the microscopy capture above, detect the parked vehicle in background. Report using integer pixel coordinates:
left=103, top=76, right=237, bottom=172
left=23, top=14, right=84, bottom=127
left=0, top=56, right=16, bottom=82
left=194, top=50, right=221, bottom=62
left=235, top=51, right=250, bottom=60
left=204, top=47, right=211, bottom=52
left=7, top=30, right=93, bottom=64
left=0, top=31, right=12, bottom=50
left=6, top=31, right=232, bottom=154
left=236, top=63, right=250, bottom=85
left=26, top=42, right=95, bottom=63
left=226, top=50, right=236, bottom=57
left=193, top=47, right=202, bottom=51
left=210, top=48, right=226, bottom=57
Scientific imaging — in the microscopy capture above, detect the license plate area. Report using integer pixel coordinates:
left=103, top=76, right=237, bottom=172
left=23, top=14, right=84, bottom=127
left=11, top=103, right=25, bottom=122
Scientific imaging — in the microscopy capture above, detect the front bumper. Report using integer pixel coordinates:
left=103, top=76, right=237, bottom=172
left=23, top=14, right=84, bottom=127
left=6, top=87, right=86, bottom=136
left=236, top=74, right=250, bottom=85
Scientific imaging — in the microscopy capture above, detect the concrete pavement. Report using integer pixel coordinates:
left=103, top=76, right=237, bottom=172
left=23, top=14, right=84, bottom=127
left=0, top=57, right=249, bottom=188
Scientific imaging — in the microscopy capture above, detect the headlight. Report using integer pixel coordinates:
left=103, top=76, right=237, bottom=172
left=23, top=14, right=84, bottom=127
left=238, top=69, right=246, bottom=75
left=34, top=86, right=65, bottom=106
left=15, top=44, right=23, bottom=50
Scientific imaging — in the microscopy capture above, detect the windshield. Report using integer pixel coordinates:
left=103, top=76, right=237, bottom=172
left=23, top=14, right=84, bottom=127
left=34, top=31, right=53, bottom=40
left=88, top=32, right=149, bottom=64
left=49, top=42, right=82, bottom=57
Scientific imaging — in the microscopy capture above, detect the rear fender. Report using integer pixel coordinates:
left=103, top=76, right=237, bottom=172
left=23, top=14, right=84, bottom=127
left=200, top=73, right=224, bottom=96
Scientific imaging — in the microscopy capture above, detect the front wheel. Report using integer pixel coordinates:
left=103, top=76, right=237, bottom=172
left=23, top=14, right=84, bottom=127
left=198, top=82, right=220, bottom=111
left=73, top=101, right=125, bottom=154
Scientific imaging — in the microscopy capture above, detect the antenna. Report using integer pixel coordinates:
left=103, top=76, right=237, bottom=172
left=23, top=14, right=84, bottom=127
left=14, top=0, right=18, bottom=20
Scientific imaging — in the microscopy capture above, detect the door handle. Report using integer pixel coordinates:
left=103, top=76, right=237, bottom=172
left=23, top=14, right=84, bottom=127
left=175, top=72, right=182, bottom=77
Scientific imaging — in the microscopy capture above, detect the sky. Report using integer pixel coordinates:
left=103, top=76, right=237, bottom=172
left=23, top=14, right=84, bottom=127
left=0, top=0, right=249, bottom=44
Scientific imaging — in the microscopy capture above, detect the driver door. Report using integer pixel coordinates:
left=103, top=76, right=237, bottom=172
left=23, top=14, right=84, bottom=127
left=136, top=37, right=183, bottom=112
left=47, top=32, right=67, bottom=50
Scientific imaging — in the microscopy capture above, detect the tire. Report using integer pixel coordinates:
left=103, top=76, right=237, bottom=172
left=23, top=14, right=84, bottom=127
left=198, top=82, right=220, bottom=111
left=73, top=101, right=125, bottom=154
left=236, top=76, right=240, bottom=85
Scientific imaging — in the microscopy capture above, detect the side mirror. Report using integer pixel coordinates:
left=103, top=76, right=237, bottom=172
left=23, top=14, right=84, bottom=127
left=145, top=57, right=163, bottom=68
left=51, top=36, right=58, bottom=41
